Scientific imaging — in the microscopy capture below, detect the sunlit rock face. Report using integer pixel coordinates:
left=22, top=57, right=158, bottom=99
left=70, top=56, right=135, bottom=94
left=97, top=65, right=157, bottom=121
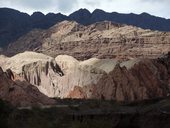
left=0, top=51, right=169, bottom=102
left=7, top=21, right=170, bottom=60
left=66, top=53, right=170, bottom=101
left=0, top=51, right=118, bottom=98
left=54, top=55, right=119, bottom=98
left=0, top=51, right=64, bottom=97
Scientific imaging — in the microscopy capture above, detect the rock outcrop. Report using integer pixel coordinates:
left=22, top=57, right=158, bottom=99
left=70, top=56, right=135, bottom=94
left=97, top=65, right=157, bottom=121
left=0, top=51, right=170, bottom=102
left=7, top=21, right=170, bottom=60
left=91, top=57, right=170, bottom=101
left=0, top=67, right=55, bottom=107
left=0, top=52, right=119, bottom=98
left=0, top=51, right=64, bottom=97
left=66, top=53, right=170, bottom=101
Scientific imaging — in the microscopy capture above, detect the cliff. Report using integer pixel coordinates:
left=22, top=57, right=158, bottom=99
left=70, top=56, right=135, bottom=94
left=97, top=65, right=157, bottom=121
left=0, top=51, right=169, bottom=102
left=0, top=66, right=55, bottom=107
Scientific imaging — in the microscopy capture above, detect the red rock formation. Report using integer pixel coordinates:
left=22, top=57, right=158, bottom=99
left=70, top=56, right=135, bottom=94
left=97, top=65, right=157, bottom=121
left=0, top=67, right=55, bottom=107
left=91, top=56, right=170, bottom=101
left=1, top=51, right=169, bottom=102
left=67, top=86, right=87, bottom=99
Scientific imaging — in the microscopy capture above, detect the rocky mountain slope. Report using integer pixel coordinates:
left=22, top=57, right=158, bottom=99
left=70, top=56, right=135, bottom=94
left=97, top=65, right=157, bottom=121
left=0, top=8, right=68, bottom=47
left=68, top=53, right=170, bottom=101
left=0, top=66, right=55, bottom=107
left=0, top=51, right=64, bottom=97
left=7, top=21, right=170, bottom=60
left=0, top=51, right=169, bottom=102
left=1, top=8, right=170, bottom=47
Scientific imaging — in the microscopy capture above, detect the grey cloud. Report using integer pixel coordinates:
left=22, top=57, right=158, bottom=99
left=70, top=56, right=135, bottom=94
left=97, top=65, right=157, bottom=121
left=141, top=0, right=169, bottom=3
left=83, top=0, right=100, bottom=6
left=15, top=0, right=54, bottom=9
left=57, top=0, right=78, bottom=13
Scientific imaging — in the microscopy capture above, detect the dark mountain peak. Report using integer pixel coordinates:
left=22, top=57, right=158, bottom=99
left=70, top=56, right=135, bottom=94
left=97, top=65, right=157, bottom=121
left=0, top=7, right=29, bottom=17
left=111, top=11, right=119, bottom=14
left=45, top=12, right=66, bottom=18
left=30, top=12, right=45, bottom=28
left=69, top=8, right=91, bottom=25
left=92, top=9, right=106, bottom=14
left=140, top=12, right=151, bottom=17
left=0, top=7, right=20, bottom=13
left=70, top=8, right=91, bottom=16
left=79, top=8, right=90, bottom=13
left=129, top=12, right=136, bottom=15
left=31, top=11, right=44, bottom=17
left=46, top=12, right=56, bottom=17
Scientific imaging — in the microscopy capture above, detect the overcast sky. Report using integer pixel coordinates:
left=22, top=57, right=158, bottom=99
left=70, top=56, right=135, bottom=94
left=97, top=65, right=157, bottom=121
left=0, top=0, right=169, bottom=19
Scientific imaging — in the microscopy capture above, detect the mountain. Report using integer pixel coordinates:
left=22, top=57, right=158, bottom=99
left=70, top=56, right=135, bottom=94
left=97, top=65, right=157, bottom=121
left=7, top=21, right=170, bottom=60
left=0, top=8, right=31, bottom=47
left=0, top=8, right=68, bottom=47
left=1, top=8, right=170, bottom=47
left=0, top=51, right=169, bottom=102
left=0, top=65, right=55, bottom=107
left=70, top=9, right=170, bottom=31
left=69, top=8, right=91, bottom=25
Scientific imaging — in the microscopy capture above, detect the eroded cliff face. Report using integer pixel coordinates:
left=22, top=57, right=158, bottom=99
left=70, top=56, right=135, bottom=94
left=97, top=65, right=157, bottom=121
left=91, top=58, right=170, bottom=101
left=7, top=21, right=170, bottom=60
left=0, top=67, right=55, bottom=107
left=67, top=53, right=170, bottom=101
left=0, top=51, right=64, bottom=97
left=54, top=55, right=115, bottom=98
left=0, top=51, right=169, bottom=102
left=0, top=52, right=118, bottom=98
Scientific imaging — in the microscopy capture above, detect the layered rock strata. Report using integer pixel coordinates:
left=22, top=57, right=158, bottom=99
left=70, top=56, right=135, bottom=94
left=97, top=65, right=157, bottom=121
left=7, top=21, right=170, bottom=60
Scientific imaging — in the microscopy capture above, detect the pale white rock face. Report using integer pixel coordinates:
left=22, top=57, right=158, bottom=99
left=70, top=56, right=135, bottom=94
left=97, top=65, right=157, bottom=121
left=1, top=51, right=54, bottom=74
left=0, top=55, right=8, bottom=70
left=54, top=55, right=109, bottom=98
left=0, top=51, right=121, bottom=98
left=0, top=51, right=64, bottom=97
left=80, top=58, right=119, bottom=73
left=120, top=58, right=141, bottom=69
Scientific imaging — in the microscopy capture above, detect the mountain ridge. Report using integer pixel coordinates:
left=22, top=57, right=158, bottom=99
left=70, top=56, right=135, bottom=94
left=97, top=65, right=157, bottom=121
left=1, top=7, right=170, bottom=47
left=6, top=20, right=170, bottom=60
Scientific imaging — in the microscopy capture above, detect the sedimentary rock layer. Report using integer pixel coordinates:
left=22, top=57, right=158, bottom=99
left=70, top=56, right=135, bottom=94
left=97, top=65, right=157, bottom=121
left=0, top=51, right=169, bottom=102
left=7, top=21, right=170, bottom=60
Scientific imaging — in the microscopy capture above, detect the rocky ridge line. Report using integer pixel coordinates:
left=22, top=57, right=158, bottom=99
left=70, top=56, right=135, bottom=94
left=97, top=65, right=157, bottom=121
left=7, top=21, right=170, bottom=60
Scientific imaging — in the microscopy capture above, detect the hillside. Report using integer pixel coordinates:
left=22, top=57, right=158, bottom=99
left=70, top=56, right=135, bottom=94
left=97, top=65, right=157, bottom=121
left=0, top=51, right=169, bottom=102
left=0, top=66, right=55, bottom=107
left=1, top=8, right=170, bottom=47
left=6, top=20, right=170, bottom=60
